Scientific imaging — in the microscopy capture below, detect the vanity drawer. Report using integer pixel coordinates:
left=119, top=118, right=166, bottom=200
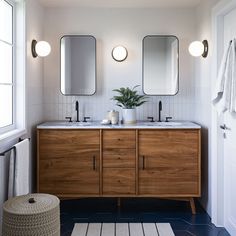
left=39, top=129, right=100, bottom=145
left=103, top=130, right=136, bottom=149
left=103, top=149, right=135, bottom=168
left=103, top=168, right=135, bottom=195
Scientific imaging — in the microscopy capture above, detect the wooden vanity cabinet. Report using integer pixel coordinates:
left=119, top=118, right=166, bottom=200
left=37, top=129, right=100, bottom=197
left=138, top=130, right=201, bottom=197
left=37, top=127, right=201, bottom=213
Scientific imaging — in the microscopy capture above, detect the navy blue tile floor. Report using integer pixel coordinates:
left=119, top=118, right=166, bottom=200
left=60, top=198, right=230, bottom=236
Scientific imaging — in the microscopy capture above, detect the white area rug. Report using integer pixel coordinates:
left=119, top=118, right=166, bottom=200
left=71, top=223, right=175, bottom=236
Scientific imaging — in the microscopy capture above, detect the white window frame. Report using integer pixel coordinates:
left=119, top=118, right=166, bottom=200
left=0, top=0, right=16, bottom=134
left=0, top=0, right=26, bottom=142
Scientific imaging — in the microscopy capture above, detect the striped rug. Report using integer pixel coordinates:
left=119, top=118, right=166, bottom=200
left=71, top=223, right=175, bottom=236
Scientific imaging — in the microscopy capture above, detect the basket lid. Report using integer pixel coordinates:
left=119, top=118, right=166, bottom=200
left=3, top=193, right=59, bottom=215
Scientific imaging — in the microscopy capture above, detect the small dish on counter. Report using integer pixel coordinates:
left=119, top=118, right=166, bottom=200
left=101, top=119, right=111, bottom=125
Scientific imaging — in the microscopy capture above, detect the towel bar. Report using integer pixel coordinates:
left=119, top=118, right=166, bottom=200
left=0, top=138, right=30, bottom=156
left=0, top=146, right=16, bottom=156
left=19, top=137, right=31, bottom=142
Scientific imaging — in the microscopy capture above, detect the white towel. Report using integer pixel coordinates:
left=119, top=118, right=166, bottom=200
left=8, top=139, right=30, bottom=197
left=8, top=150, right=15, bottom=198
left=212, top=39, right=236, bottom=114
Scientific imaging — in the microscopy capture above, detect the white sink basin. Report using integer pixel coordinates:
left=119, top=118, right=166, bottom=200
left=51, top=122, right=92, bottom=127
left=157, top=122, right=182, bottom=126
left=75, top=122, right=92, bottom=126
left=142, top=122, right=182, bottom=127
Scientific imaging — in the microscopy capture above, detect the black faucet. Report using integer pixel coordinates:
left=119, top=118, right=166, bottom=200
left=75, top=101, right=79, bottom=122
left=158, top=101, right=162, bottom=122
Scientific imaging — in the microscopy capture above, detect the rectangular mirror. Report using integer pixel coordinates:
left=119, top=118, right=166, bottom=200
left=60, top=35, right=96, bottom=95
left=142, top=35, right=179, bottom=95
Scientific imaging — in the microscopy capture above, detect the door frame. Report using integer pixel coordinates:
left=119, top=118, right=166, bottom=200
left=211, top=0, right=236, bottom=227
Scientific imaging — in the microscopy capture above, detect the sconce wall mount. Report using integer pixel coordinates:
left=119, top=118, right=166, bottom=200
left=31, top=39, right=51, bottom=58
left=202, top=40, right=208, bottom=58
left=189, top=40, right=208, bottom=58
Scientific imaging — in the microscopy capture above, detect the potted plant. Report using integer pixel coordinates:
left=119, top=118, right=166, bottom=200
left=112, top=85, right=148, bottom=124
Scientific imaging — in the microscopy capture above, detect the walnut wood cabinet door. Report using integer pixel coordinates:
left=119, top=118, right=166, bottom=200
left=37, top=129, right=100, bottom=197
left=138, top=130, right=201, bottom=197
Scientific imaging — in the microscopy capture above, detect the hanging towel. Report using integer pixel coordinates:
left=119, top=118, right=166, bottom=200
left=231, top=40, right=236, bottom=112
left=8, top=139, right=30, bottom=197
left=8, top=150, right=15, bottom=198
left=0, top=152, right=11, bottom=234
left=212, top=39, right=236, bottom=114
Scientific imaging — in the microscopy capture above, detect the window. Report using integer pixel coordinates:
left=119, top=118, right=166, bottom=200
left=0, top=0, right=15, bottom=134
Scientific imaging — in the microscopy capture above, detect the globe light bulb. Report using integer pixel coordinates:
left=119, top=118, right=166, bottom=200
left=112, top=46, right=128, bottom=62
left=35, top=41, right=51, bottom=57
left=188, top=41, right=204, bottom=57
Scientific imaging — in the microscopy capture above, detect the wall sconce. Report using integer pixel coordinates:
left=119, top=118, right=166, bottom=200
left=188, top=40, right=208, bottom=58
left=112, top=46, right=128, bottom=62
left=31, top=39, right=51, bottom=58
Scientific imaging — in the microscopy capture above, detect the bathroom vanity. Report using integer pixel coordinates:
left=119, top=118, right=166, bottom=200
left=37, top=122, right=201, bottom=214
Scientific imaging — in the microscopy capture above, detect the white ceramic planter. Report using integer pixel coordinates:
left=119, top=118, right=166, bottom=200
left=122, top=108, right=136, bottom=124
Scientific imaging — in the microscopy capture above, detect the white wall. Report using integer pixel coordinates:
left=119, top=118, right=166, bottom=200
left=43, top=7, right=196, bottom=122
left=0, top=0, right=44, bottom=231
left=194, top=0, right=220, bottom=215
left=26, top=0, right=44, bottom=192
left=30, top=2, right=222, bottom=218
left=37, top=3, right=221, bottom=218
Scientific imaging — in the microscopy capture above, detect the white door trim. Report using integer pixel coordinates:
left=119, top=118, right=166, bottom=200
left=211, top=0, right=236, bottom=227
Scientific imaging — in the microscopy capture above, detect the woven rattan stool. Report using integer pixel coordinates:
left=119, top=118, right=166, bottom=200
left=2, top=193, right=60, bottom=236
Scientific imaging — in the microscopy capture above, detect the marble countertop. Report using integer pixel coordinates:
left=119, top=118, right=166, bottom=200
left=37, top=121, right=201, bottom=129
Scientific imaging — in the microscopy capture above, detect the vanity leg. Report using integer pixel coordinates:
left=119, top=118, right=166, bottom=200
left=117, top=197, right=121, bottom=207
left=190, top=198, right=196, bottom=214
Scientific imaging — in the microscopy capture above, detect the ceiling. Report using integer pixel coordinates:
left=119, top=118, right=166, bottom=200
left=38, top=0, right=202, bottom=8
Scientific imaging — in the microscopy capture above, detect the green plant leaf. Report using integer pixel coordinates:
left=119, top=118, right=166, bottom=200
left=112, top=85, right=148, bottom=109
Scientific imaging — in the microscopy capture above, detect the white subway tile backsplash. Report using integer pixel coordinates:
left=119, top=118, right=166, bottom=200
left=43, top=83, right=196, bottom=122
